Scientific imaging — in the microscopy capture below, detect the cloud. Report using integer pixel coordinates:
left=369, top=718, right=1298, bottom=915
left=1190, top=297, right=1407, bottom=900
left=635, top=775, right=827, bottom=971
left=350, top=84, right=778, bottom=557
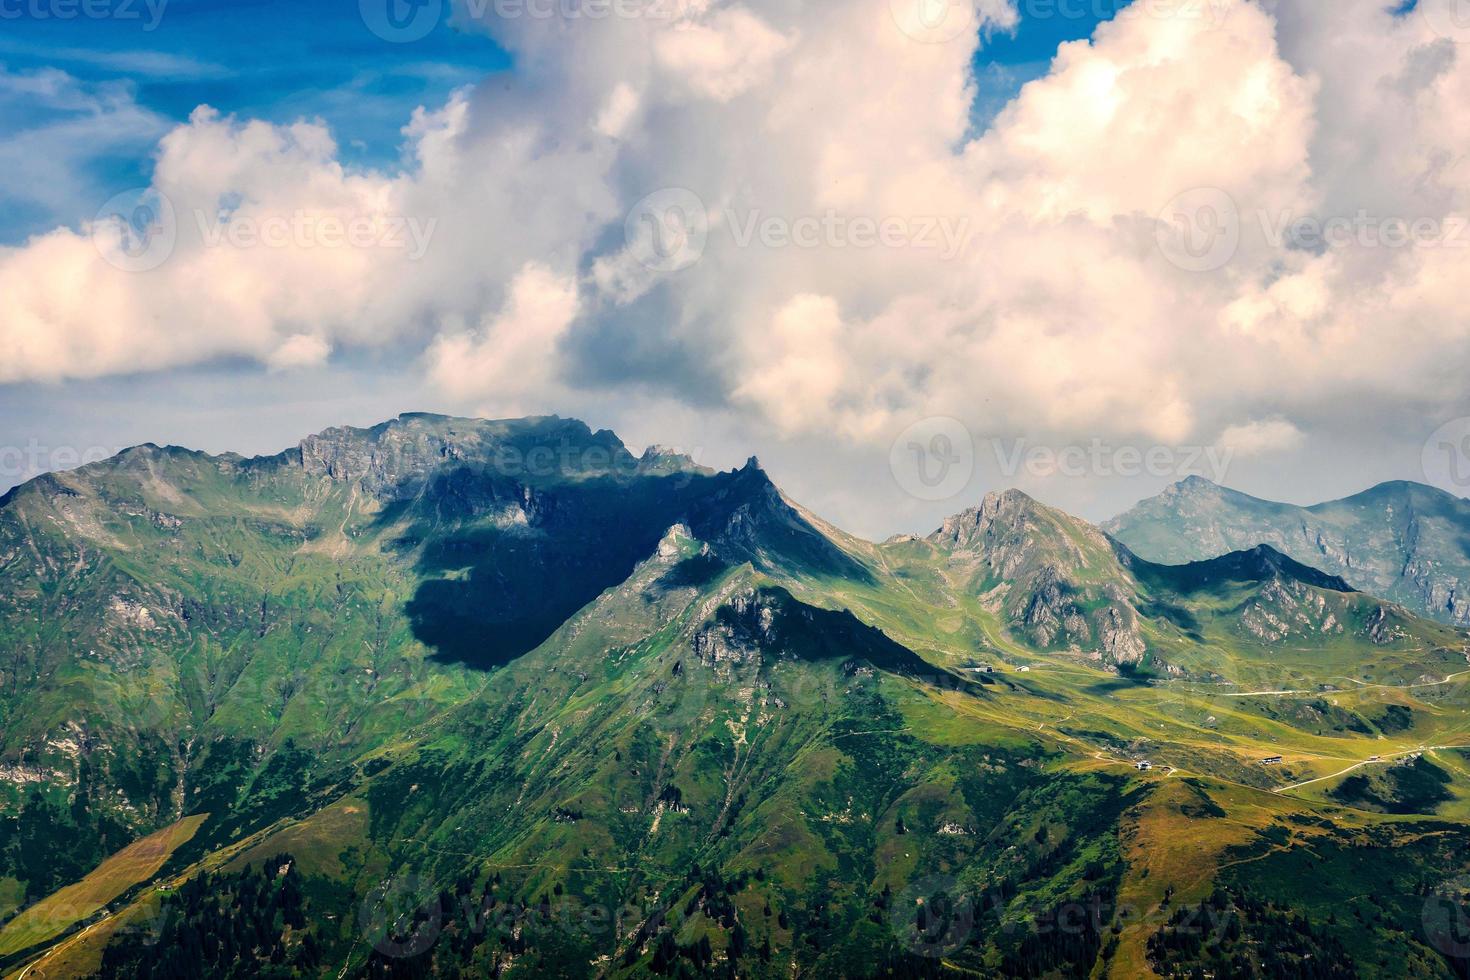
left=0, top=67, right=169, bottom=236
left=267, top=334, right=332, bottom=371
left=1216, top=419, right=1306, bottom=457
left=652, top=7, right=793, bottom=101
left=0, top=106, right=416, bottom=382
left=1, top=0, right=1470, bottom=493
left=595, top=82, right=640, bottom=138
left=425, top=262, right=581, bottom=410
left=733, top=294, right=855, bottom=436
left=0, top=41, right=228, bottom=79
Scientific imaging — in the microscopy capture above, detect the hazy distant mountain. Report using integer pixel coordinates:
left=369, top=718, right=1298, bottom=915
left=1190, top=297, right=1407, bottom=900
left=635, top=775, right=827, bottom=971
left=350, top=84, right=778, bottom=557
left=3, top=418, right=1470, bottom=979
left=1105, top=476, right=1470, bottom=628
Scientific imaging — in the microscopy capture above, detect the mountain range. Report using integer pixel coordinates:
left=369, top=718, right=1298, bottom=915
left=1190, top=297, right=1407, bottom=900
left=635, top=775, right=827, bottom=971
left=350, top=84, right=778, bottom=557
left=3, top=415, right=1470, bottom=979
left=1106, top=476, right=1470, bottom=628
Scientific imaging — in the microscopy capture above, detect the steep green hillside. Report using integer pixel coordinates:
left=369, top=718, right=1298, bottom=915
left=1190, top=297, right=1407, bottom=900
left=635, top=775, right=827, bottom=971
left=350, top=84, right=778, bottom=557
left=5, top=418, right=1470, bottom=980
left=0, top=415, right=830, bottom=901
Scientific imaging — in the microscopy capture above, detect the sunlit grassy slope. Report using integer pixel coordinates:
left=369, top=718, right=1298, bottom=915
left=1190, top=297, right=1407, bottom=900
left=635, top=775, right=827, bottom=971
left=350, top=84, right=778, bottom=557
left=0, top=813, right=205, bottom=959
left=3, top=415, right=1470, bottom=978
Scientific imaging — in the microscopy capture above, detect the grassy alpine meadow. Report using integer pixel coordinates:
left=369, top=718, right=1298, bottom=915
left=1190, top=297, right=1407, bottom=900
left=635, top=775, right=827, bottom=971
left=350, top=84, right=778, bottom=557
left=3, top=416, right=1470, bottom=978
left=0, top=813, right=207, bottom=960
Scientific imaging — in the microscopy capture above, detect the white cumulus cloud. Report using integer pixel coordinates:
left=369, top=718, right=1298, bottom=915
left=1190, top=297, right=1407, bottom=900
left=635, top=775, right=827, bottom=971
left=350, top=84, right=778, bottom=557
left=1216, top=419, right=1306, bottom=457
left=2, top=0, right=1470, bottom=496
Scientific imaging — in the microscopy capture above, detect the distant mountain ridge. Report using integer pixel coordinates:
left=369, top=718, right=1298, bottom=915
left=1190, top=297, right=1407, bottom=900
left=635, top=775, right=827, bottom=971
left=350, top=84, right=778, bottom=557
left=1104, top=476, right=1470, bottom=626
left=904, top=489, right=1446, bottom=672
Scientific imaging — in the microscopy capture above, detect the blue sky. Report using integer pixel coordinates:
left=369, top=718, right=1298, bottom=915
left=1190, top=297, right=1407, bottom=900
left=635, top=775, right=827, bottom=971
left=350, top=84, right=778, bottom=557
left=0, top=0, right=1118, bottom=244
left=0, top=0, right=511, bottom=241
left=975, top=0, right=1122, bottom=123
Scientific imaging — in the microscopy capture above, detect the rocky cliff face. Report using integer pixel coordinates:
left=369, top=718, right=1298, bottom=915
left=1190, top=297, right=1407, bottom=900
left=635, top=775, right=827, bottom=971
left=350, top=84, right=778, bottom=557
left=927, top=490, right=1148, bottom=666
left=931, top=489, right=1114, bottom=574
left=692, top=584, right=946, bottom=685
left=292, top=413, right=669, bottom=499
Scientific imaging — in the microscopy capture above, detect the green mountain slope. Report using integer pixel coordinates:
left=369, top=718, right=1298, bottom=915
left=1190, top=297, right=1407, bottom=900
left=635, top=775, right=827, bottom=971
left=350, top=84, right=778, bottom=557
left=4, top=418, right=1470, bottom=980
left=0, top=415, right=831, bottom=896
left=1105, top=477, right=1470, bottom=628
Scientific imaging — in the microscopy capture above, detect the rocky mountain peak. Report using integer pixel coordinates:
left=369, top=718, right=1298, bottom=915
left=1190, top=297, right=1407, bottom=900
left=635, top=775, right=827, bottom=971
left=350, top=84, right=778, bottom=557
left=293, top=414, right=635, bottom=497
left=1168, top=475, right=1221, bottom=496
left=640, top=444, right=693, bottom=464
left=929, top=489, right=1044, bottom=550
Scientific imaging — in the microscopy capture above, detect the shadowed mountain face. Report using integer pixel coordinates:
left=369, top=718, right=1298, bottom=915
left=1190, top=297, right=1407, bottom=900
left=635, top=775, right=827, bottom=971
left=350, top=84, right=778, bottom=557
left=1125, top=544, right=1357, bottom=596
left=4, top=418, right=1470, bottom=980
left=1106, top=476, right=1470, bottom=627
left=211, top=414, right=869, bottom=669
left=390, top=456, right=874, bottom=668
left=393, top=453, right=873, bottom=668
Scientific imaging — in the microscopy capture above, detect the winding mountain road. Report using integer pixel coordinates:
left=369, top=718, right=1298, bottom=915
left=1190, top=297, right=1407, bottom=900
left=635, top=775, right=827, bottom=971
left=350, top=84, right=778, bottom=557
left=1273, top=744, right=1470, bottom=794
